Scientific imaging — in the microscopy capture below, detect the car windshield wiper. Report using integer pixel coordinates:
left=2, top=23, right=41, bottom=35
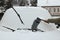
left=2, top=26, right=15, bottom=32
left=12, top=7, right=24, bottom=25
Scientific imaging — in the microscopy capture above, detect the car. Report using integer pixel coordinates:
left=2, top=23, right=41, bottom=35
left=0, top=6, right=57, bottom=32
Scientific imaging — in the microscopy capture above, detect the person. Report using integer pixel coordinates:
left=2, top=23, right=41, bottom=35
left=25, top=0, right=29, bottom=6
left=19, top=0, right=25, bottom=6
left=31, top=17, right=41, bottom=32
left=41, top=18, right=60, bottom=28
left=30, top=0, right=37, bottom=7
left=19, top=0, right=29, bottom=6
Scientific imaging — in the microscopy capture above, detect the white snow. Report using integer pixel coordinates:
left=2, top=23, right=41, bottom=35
left=0, top=0, right=60, bottom=40
left=38, top=0, right=60, bottom=6
left=0, top=30, right=60, bottom=40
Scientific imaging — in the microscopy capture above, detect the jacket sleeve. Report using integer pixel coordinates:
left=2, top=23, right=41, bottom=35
left=47, top=18, right=60, bottom=24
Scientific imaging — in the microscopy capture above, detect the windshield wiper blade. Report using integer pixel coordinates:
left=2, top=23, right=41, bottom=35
left=2, top=26, right=15, bottom=32
left=12, top=7, right=24, bottom=25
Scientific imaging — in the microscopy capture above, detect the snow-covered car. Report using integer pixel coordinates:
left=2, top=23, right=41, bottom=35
left=0, top=6, right=57, bottom=32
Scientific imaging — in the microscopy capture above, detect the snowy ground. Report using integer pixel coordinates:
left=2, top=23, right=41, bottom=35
left=0, top=30, right=60, bottom=40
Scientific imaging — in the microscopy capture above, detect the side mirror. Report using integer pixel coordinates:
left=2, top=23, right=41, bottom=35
left=31, top=17, right=41, bottom=32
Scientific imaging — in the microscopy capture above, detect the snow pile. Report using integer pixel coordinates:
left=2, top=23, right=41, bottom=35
left=0, top=30, right=60, bottom=40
